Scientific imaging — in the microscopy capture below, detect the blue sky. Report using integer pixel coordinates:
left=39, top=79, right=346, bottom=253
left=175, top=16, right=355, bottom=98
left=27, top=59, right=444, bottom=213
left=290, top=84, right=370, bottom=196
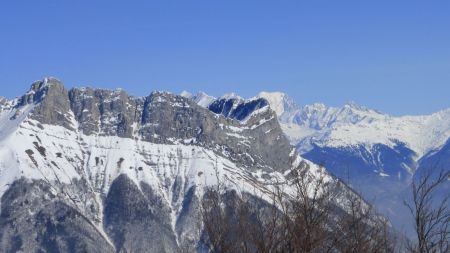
left=0, top=1, right=449, bottom=115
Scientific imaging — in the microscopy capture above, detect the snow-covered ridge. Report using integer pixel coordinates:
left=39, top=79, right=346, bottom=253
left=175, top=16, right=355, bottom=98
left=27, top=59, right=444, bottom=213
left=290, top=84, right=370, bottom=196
left=286, top=103, right=450, bottom=158
left=186, top=90, right=450, bottom=159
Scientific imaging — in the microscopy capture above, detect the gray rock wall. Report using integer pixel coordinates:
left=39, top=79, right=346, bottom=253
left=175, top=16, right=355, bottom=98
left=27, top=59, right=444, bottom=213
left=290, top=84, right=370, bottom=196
left=27, top=79, right=296, bottom=172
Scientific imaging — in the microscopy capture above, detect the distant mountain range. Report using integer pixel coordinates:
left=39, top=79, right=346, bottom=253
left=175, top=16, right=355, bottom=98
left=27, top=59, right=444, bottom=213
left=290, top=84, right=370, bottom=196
left=183, top=90, right=450, bottom=235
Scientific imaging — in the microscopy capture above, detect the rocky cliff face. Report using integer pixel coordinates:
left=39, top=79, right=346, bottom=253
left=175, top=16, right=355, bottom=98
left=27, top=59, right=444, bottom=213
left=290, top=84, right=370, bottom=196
left=0, top=78, right=332, bottom=252
left=25, top=78, right=293, bottom=173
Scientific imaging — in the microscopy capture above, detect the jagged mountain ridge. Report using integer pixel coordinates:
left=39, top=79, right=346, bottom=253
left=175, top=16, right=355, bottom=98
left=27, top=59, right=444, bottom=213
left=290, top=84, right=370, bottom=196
left=187, top=90, right=450, bottom=176
left=0, top=78, right=339, bottom=252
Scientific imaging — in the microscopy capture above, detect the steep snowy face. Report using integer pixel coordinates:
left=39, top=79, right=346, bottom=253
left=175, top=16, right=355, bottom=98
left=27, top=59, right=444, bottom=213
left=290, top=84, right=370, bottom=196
left=257, top=91, right=300, bottom=121
left=0, top=78, right=335, bottom=252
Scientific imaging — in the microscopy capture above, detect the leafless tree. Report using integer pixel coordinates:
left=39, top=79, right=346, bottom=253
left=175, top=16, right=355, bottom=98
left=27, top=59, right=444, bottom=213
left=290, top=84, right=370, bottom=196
left=405, top=168, right=450, bottom=253
left=334, top=191, right=395, bottom=253
left=200, top=159, right=236, bottom=253
left=277, top=162, right=338, bottom=253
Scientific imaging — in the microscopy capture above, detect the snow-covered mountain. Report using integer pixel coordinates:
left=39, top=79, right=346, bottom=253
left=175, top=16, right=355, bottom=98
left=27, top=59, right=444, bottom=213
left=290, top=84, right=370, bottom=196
left=257, top=91, right=450, bottom=157
left=188, top=90, right=450, bottom=236
left=0, top=78, right=345, bottom=252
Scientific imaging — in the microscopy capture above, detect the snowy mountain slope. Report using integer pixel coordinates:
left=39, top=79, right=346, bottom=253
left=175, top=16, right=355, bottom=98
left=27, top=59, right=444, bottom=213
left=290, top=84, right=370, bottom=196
left=0, top=78, right=344, bottom=252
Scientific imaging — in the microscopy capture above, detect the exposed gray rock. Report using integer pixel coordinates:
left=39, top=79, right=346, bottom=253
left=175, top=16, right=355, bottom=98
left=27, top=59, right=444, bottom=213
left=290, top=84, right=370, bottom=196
left=69, top=87, right=139, bottom=137
left=20, top=77, right=74, bottom=130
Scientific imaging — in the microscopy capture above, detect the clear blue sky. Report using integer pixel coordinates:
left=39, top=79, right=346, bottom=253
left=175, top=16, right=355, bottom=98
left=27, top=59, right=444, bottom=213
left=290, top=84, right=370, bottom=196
left=1, top=1, right=449, bottom=115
